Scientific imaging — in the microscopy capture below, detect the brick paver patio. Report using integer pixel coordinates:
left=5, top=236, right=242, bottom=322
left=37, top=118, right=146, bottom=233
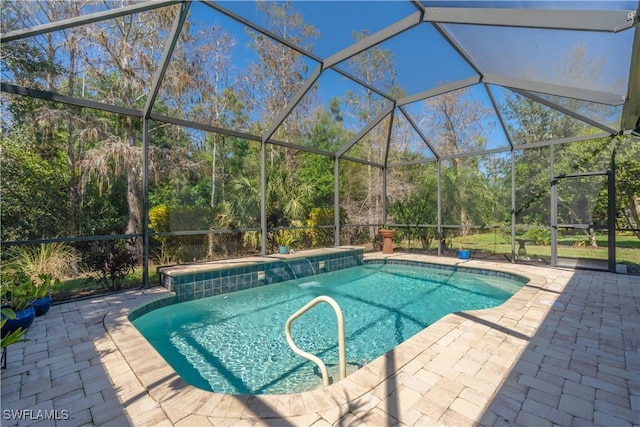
left=1, top=254, right=639, bottom=426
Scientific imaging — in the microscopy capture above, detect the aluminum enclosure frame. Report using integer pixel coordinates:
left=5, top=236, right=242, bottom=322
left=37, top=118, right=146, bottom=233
left=1, top=1, right=638, bottom=282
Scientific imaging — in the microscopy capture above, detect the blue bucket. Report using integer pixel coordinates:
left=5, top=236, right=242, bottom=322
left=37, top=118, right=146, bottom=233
left=457, top=249, right=471, bottom=260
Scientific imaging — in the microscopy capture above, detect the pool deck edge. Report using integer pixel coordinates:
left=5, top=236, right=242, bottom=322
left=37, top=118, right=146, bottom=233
left=105, top=253, right=571, bottom=425
left=4, top=252, right=636, bottom=426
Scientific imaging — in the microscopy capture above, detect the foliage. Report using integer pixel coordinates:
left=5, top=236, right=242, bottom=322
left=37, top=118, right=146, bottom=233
left=389, top=200, right=437, bottom=250
left=522, top=229, right=551, bottom=246
left=1, top=307, right=29, bottom=348
left=148, top=204, right=171, bottom=236
left=1, top=1, right=638, bottom=279
left=275, top=230, right=297, bottom=248
left=1, top=271, right=41, bottom=310
left=3, top=243, right=76, bottom=280
left=0, top=129, right=69, bottom=241
left=615, top=147, right=640, bottom=238
left=247, top=1, right=319, bottom=129
left=148, top=204, right=173, bottom=263
left=33, top=274, right=60, bottom=299
left=513, top=146, right=550, bottom=226
left=306, top=207, right=342, bottom=248
left=78, top=239, right=138, bottom=292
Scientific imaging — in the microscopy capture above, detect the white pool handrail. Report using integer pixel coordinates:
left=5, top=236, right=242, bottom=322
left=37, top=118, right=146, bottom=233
left=284, top=295, right=346, bottom=386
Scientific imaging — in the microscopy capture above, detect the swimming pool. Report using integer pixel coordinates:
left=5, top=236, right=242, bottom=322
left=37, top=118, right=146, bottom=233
left=132, top=261, right=526, bottom=395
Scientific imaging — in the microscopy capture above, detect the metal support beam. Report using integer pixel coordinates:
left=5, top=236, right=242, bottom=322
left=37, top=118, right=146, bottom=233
left=143, top=2, right=190, bottom=117
left=339, top=155, right=383, bottom=168
left=382, top=163, right=388, bottom=226
left=510, top=88, right=619, bottom=135
left=382, top=107, right=394, bottom=227
left=202, top=0, right=322, bottom=64
left=262, top=65, right=322, bottom=143
left=383, top=108, right=395, bottom=168
left=484, top=74, right=626, bottom=106
left=430, top=22, right=484, bottom=77
left=142, top=118, right=150, bottom=288
left=388, top=157, right=437, bottom=168
left=550, top=145, right=557, bottom=267
left=621, top=19, right=640, bottom=131
left=141, top=1, right=187, bottom=288
left=439, top=145, right=511, bottom=161
left=397, top=106, right=440, bottom=159
left=485, top=84, right=515, bottom=150
left=334, top=157, right=341, bottom=246
left=1, top=0, right=181, bottom=42
left=517, top=132, right=612, bottom=150
left=422, top=7, right=635, bottom=32
left=267, top=138, right=336, bottom=158
left=324, top=12, right=423, bottom=68
left=437, top=160, right=442, bottom=256
left=260, top=140, right=267, bottom=256
left=510, top=149, right=516, bottom=262
left=336, top=105, right=394, bottom=158
left=397, top=76, right=480, bottom=106
left=1, top=82, right=142, bottom=117
left=329, top=67, right=396, bottom=102
left=149, top=113, right=262, bottom=142
left=608, top=137, right=617, bottom=272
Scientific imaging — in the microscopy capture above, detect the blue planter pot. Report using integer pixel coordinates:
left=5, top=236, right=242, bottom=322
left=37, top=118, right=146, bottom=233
left=458, top=249, right=471, bottom=260
left=1, top=305, right=35, bottom=338
left=279, top=246, right=290, bottom=254
left=33, top=295, right=52, bottom=317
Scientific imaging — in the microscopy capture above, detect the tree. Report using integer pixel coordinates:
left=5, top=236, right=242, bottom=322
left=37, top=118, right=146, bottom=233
left=296, top=101, right=347, bottom=209
left=77, top=8, right=177, bottom=245
left=615, top=138, right=640, bottom=239
left=230, top=161, right=313, bottom=252
left=388, top=163, right=438, bottom=249
left=0, top=127, right=68, bottom=241
left=246, top=1, right=318, bottom=151
left=420, top=88, right=493, bottom=234
left=342, top=30, right=401, bottom=234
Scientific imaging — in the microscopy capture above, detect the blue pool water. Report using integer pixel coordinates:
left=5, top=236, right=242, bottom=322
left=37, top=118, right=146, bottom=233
left=132, top=262, right=525, bottom=395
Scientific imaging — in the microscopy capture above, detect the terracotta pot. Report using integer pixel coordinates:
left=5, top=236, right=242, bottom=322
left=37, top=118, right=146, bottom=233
left=379, top=229, right=396, bottom=254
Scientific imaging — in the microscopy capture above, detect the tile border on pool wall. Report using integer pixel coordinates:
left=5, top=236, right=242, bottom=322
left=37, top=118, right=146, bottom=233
left=364, top=258, right=530, bottom=284
left=158, top=247, right=364, bottom=303
left=129, top=294, right=177, bottom=321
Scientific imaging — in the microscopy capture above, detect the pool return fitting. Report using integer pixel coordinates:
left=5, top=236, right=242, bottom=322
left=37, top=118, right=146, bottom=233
left=284, top=295, right=346, bottom=386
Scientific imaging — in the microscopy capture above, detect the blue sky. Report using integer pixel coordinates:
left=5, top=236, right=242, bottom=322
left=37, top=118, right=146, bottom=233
left=186, top=1, right=632, bottom=134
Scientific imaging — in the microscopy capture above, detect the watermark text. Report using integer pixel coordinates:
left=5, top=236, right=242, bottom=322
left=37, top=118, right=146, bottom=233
left=3, top=409, right=70, bottom=421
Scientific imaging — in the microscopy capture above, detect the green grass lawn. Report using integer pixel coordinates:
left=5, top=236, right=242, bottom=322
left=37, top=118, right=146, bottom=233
left=52, top=233, right=638, bottom=303
left=450, top=232, right=639, bottom=265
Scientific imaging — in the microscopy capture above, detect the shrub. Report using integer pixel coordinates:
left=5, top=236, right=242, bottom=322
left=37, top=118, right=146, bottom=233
left=522, top=229, right=551, bottom=245
left=4, top=242, right=76, bottom=280
left=78, top=239, right=138, bottom=291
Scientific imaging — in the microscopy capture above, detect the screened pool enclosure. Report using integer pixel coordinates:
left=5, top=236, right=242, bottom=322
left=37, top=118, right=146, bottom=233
left=1, top=1, right=639, bottom=289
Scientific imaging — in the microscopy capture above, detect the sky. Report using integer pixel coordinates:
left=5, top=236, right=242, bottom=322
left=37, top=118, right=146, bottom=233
left=185, top=1, right=631, bottom=145
left=5, top=0, right=634, bottom=152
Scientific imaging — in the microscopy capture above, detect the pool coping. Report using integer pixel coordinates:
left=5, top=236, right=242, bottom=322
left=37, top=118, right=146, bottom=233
left=104, top=252, right=554, bottom=425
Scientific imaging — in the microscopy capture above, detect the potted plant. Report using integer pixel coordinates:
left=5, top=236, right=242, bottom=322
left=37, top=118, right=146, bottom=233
left=1, top=307, right=29, bottom=369
left=1, top=272, right=38, bottom=338
left=31, top=274, right=59, bottom=316
left=276, top=232, right=297, bottom=254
